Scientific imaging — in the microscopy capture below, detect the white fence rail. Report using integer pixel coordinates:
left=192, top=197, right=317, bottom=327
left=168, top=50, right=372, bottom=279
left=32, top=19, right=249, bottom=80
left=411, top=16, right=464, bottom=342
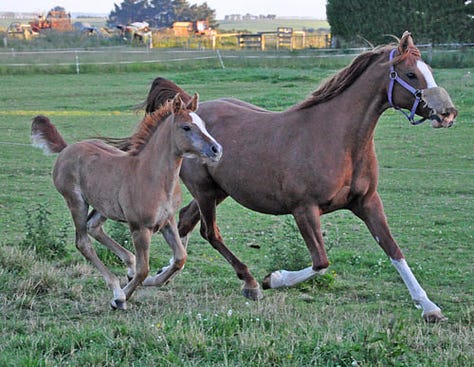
left=0, top=44, right=472, bottom=72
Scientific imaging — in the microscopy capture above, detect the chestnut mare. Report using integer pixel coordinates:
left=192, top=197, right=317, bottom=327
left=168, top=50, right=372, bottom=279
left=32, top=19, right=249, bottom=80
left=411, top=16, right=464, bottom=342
left=126, top=32, right=457, bottom=321
left=31, top=94, right=222, bottom=309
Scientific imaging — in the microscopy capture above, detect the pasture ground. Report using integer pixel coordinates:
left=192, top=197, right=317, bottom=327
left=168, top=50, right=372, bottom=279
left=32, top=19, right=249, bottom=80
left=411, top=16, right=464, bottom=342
left=0, top=54, right=472, bottom=366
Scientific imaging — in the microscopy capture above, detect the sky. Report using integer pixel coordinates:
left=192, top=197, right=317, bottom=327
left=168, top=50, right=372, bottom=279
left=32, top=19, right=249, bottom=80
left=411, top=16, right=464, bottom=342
left=0, top=0, right=327, bottom=19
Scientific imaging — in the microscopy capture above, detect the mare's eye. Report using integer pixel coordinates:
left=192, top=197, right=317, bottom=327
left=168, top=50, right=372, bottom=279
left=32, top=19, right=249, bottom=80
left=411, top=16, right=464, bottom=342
left=182, top=125, right=191, bottom=131
left=406, top=72, right=417, bottom=79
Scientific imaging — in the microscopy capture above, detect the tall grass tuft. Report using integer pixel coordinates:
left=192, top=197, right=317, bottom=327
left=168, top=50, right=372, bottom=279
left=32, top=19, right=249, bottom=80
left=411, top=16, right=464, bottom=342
left=19, top=202, right=69, bottom=260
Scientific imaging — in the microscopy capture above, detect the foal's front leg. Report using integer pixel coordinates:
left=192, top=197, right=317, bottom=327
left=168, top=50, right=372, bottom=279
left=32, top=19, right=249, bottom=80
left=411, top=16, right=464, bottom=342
left=87, top=210, right=136, bottom=281
left=143, top=218, right=187, bottom=286
left=122, top=226, right=152, bottom=301
left=352, top=192, right=447, bottom=322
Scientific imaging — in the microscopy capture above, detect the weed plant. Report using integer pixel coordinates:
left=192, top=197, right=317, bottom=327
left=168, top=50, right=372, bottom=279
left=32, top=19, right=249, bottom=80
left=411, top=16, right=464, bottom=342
left=19, top=202, right=69, bottom=260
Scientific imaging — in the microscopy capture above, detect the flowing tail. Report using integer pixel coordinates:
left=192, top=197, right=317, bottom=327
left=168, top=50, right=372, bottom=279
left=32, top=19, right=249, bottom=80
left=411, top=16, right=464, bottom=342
left=31, top=115, right=68, bottom=154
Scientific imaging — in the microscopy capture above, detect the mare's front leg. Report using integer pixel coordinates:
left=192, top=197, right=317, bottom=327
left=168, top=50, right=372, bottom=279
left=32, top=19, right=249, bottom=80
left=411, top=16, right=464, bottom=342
left=352, top=191, right=446, bottom=322
left=263, top=205, right=329, bottom=289
left=197, top=192, right=263, bottom=300
left=143, top=217, right=187, bottom=286
left=122, top=226, right=152, bottom=301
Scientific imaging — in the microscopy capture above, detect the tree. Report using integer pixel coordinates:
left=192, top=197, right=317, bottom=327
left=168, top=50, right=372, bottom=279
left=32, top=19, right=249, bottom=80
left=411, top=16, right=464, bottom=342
left=107, top=0, right=217, bottom=28
left=326, top=0, right=474, bottom=46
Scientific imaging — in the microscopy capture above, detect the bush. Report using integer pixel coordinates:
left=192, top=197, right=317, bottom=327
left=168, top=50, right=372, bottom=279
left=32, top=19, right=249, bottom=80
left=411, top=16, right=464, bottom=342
left=19, top=203, right=69, bottom=260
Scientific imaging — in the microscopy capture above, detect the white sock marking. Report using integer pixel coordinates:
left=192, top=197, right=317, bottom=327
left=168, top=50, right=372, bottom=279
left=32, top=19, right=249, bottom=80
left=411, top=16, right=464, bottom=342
left=391, top=258, right=441, bottom=315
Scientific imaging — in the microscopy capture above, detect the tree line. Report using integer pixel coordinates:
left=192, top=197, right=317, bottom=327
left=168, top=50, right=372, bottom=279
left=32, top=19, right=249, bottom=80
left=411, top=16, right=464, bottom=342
left=327, top=0, right=474, bottom=46
left=107, top=0, right=216, bottom=28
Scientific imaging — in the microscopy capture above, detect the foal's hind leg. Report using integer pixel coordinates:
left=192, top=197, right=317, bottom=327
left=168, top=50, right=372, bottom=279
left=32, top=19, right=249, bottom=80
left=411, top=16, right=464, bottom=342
left=67, top=200, right=126, bottom=309
left=143, top=217, right=187, bottom=286
left=263, top=205, right=329, bottom=289
left=352, top=192, right=446, bottom=322
left=87, top=210, right=136, bottom=280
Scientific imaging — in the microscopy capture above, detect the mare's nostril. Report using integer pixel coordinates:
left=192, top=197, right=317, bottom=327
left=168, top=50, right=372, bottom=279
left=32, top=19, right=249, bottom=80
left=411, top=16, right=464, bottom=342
left=211, top=145, right=219, bottom=154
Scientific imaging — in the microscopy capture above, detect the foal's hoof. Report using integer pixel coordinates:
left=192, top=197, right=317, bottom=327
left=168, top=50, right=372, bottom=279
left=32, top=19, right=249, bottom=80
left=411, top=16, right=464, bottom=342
left=110, top=299, right=127, bottom=310
left=242, top=286, right=264, bottom=301
left=423, top=310, right=448, bottom=323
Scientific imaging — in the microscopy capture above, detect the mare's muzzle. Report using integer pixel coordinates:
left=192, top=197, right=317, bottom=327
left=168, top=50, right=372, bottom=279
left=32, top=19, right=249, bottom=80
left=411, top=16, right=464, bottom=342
left=421, top=87, right=457, bottom=128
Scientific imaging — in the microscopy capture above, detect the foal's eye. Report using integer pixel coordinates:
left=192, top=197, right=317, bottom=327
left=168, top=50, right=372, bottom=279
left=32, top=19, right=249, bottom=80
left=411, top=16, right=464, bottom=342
left=182, top=125, right=191, bottom=131
left=406, top=72, right=417, bottom=79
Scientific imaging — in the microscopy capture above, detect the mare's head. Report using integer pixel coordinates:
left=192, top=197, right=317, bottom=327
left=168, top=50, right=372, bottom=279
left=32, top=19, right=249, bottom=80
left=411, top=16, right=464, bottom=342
left=169, top=93, right=222, bottom=163
left=388, top=31, right=457, bottom=127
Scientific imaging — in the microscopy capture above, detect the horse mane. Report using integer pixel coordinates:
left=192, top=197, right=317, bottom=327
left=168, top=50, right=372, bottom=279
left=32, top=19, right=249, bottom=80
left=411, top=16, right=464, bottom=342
left=139, top=77, right=192, bottom=113
left=128, top=99, right=174, bottom=155
left=294, top=34, right=421, bottom=110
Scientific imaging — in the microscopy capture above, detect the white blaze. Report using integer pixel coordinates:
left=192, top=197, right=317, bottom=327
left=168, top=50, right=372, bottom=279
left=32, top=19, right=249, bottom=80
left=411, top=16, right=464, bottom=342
left=190, top=112, right=215, bottom=141
left=416, top=60, right=438, bottom=88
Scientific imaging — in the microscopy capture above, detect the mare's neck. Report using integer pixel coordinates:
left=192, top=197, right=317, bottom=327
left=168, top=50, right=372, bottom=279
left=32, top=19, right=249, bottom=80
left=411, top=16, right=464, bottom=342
left=323, top=57, right=389, bottom=146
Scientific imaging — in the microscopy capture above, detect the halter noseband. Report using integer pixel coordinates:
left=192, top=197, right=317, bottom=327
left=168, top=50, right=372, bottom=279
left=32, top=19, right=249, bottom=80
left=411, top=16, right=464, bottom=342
left=387, top=48, right=426, bottom=125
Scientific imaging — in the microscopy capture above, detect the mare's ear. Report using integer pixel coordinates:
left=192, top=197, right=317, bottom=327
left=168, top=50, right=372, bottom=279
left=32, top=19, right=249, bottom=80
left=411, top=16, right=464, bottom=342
left=186, top=93, right=199, bottom=112
left=172, top=93, right=184, bottom=114
left=398, top=31, right=415, bottom=54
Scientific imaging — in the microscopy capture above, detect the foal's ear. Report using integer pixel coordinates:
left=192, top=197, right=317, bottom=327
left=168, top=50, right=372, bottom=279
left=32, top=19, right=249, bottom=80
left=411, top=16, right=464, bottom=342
left=398, top=31, right=415, bottom=54
left=172, top=93, right=184, bottom=114
left=186, top=93, right=199, bottom=112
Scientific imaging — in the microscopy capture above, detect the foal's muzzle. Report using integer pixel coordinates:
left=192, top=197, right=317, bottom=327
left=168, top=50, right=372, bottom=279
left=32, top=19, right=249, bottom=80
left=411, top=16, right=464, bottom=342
left=204, top=142, right=223, bottom=163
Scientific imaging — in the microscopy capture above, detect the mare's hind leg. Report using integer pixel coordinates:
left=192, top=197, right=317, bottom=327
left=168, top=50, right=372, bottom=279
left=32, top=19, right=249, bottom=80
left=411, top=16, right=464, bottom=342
left=87, top=210, right=136, bottom=280
left=352, top=192, right=446, bottom=322
left=263, top=204, right=329, bottom=289
left=143, top=217, right=187, bottom=286
left=67, top=199, right=126, bottom=309
left=195, top=192, right=263, bottom=300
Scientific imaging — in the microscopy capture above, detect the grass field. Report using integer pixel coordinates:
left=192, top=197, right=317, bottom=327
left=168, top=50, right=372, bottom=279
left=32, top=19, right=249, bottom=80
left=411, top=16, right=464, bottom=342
left=0, top=53, right=473, bottom=366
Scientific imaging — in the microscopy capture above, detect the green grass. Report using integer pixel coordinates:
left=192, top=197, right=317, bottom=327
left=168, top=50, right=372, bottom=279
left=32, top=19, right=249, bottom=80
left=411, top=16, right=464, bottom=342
left=0, top=57, right=473, bottom=366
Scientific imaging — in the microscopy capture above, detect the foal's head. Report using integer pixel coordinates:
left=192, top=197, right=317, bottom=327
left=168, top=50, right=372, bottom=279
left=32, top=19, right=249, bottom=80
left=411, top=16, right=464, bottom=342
left=171, top=93, right=222, bottom=163
left=388, top=31, right=457, bottom=128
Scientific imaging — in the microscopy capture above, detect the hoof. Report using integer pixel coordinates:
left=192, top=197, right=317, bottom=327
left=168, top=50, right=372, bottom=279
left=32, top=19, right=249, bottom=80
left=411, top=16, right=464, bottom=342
left=423, top=310, right=448, bottom=323
left=242, top=286, right=264, bottom=301
left=262, top=273, right=272, bottom=289
left=110, top=299, right=127, bottom=310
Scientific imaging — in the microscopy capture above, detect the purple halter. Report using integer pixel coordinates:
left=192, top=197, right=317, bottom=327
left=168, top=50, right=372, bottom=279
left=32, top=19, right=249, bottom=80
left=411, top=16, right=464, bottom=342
left=387, top=48, right=426, bottom=125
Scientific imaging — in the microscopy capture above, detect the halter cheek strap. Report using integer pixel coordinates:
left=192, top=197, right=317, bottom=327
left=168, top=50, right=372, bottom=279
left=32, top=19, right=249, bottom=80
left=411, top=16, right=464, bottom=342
left=388, top=48, right=426, bottom=125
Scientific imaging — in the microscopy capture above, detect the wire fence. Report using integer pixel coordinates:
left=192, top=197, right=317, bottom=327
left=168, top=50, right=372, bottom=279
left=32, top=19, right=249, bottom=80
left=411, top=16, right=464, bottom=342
left=0, top=43, right=472, bottom=73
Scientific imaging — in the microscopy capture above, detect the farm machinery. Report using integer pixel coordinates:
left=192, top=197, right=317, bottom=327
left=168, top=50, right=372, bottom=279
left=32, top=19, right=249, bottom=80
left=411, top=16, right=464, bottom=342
left=7, top=6, right=72, bottom=40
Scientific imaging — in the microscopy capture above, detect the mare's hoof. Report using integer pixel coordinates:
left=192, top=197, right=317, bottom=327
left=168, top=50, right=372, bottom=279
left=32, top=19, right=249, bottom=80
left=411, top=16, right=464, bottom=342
left=262, top=273, right=272, bottom=289
left=110, top=299, right=127, bottom=310
left=242, top=286, right=264, bottom=301
left=423, top=310, right=448, bottom=323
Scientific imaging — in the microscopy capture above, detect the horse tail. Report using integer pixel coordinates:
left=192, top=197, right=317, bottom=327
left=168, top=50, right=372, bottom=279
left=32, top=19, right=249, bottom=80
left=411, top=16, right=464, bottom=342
left=31, top=115, right=68, bottom=154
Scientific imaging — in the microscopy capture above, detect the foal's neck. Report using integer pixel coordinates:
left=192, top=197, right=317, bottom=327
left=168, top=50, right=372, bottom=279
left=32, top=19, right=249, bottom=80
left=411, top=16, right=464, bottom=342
left=136, top=118, right=182, bottom=190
